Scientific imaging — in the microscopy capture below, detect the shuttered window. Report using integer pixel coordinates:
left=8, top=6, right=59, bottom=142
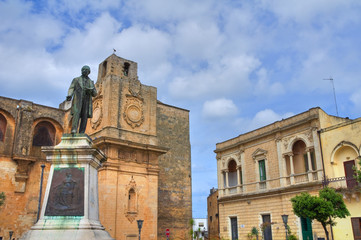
left=259, top=160, right=266, bottom=181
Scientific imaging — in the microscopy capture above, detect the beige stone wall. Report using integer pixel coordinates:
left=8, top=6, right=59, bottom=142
left=219, top=188, right=328, bottom=240
left=95, top=139, right=160, bottom=240
left=0, top=158, right=52, bottom=239
left=207, top=189, right=220, bottom=240
left=157, top=102, right=192, bottom=240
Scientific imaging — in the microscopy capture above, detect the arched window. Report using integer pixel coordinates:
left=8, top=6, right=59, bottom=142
left=128, top=188, right=136, bottom=212
left=123, top=62, right=130, bottom=76
left=33, top=121, right=56, bottom=146
left=228, top=160, right=237, bottom=187
left=292, top=140, right=307, bottom=174
left=0, top=114, right=6, bottom=141
left=333, top=145, right=358, bottom=188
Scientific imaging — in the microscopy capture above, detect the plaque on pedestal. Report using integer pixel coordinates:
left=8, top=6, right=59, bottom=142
left=20, top=134, right=113, bottom=240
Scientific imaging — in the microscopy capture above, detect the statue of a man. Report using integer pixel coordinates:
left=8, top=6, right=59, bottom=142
left=66, top=65, right=97, bottom=134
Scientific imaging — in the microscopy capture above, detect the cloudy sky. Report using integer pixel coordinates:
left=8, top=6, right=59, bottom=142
left=2, top=0, right=361, bottom=218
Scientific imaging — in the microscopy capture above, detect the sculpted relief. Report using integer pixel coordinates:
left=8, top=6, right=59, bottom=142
left=45, top=168, right=84, bottom=216
left=123, top=78, right=144, bottom=129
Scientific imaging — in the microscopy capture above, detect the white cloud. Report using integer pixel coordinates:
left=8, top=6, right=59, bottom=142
left=254, top=68, right=285, bottom=96
left=173, top=19, right=223, bottom=62
left=247, top=109, right=294, bottom=131
left=202, top=98, right=239, bottom=120
left=257, top=0, right=361, bottom=25
left=124, top=0, right=216, bottom=24
left=169, top=54, right=260, bottom=99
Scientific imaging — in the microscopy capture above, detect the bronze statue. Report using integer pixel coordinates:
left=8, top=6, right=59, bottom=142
left=66, top=65, right=97, bottom=134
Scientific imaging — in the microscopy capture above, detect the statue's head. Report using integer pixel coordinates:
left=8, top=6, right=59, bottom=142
left=81, top=65, right=91, bottom=76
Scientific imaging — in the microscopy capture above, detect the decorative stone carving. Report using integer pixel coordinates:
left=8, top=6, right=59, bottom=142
left=252, top=148, right=268, bottom=160
left=91, top=98, right=102, bottom=130
left=123, top=97, right=144, bottom=128
left=307, top=131, right=313, bottom=142
left=124, top=176, right=139, bottom=223
left=283, top=138, right=290, bottom=150
left=118, top=149, right=137, bottom=162
left=129, top=78, right=142, bottom=98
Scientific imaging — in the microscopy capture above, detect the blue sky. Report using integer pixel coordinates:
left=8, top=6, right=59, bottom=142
left=2, top=0, right=361, bottom=219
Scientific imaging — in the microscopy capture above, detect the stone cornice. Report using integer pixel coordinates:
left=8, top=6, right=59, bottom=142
left=215, top=113, right=320, bottom=153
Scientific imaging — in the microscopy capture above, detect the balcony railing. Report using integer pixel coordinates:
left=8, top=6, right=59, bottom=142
left=294, top=173, right=309, bottom=183
left=324, top=176, right=359, bottom=190
left=228, top=186, right=237, bottom=194
left=219, top=170, right=322, bottom=198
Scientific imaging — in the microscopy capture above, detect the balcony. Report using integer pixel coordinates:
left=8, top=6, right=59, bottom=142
left=325, top=176, right=361, bottom=202
left=219, top=170, right=322, bottom=198
left=285, top=170, right=321, bottom=186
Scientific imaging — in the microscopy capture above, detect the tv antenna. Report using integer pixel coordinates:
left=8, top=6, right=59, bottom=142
left=323, top=77, right=339, bottom=116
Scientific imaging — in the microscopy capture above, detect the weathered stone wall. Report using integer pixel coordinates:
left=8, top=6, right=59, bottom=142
left=207, top=189, right=220, bottom=240
left=157, top=102, right=192, bottom=240
left=0, top=96, right=64, bottom=239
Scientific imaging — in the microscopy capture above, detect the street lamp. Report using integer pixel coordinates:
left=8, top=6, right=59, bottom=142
left=281, top=214, right=288, bottom=240
left=9, top=230, right=14, bottom=240
left=137, top=219, right=144, bottom=240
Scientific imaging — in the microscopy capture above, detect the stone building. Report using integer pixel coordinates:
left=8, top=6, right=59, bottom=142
left=214, top=107, right=361, bottom=240
left=318, top=116, right=361, bottom=240
left=0, top=54, right=192, bottom=240
left=207, top=188, right=219, bottom=240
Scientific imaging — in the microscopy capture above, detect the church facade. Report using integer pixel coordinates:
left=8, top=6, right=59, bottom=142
left=0, top=54, right=192, bottom=240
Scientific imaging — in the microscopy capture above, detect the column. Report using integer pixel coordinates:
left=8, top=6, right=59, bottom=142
left=276, top=139, right=285, bottom=187
left=289, top=154, right=295, bottom=184
left=312, top=127, right=323, bottom=179
left=307, top=149, right=313, bottom=181
left=237, top=167, right=241, bottom=193
left=219, top=170, right=224, bottom=197
left=225, top=170, right=229, bottom=195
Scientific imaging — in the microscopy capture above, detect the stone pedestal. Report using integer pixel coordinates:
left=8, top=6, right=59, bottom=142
left=21, top=134, right=113, bottom=240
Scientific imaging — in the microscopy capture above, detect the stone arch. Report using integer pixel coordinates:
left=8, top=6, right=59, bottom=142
left=0, top=108, right=16, bottom=145
left=330, top=141, right=359, bottom=165
left=227, top=159, right=238, bottom=187
left=291, top=140, right=308, bottom=174
left=32, top=118, right=63, bottom=145
left=331, top=142, right=359, bottom=187
left=0, top=113, right=7, bottom=141
left=286, top=136, right=312, bottom=153
left=32, top=121, right=56, bottom=146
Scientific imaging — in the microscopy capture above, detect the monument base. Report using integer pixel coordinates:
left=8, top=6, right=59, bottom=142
left=21, top=228, right=113, bottom=240
left=20, top=134, right=113, bottom=240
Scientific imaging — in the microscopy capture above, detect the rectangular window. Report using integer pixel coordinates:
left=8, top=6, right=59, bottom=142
left=240, top=170, right=243, bottom=184
left=351, top=217, right=361, bottom=240
left=228, top=171, right=237, bottom=187
left=303, top=153, right=309, bottom=171
left=259, top=160, right=266, bottom=181
left=223, top=173, right=227, bottom=188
